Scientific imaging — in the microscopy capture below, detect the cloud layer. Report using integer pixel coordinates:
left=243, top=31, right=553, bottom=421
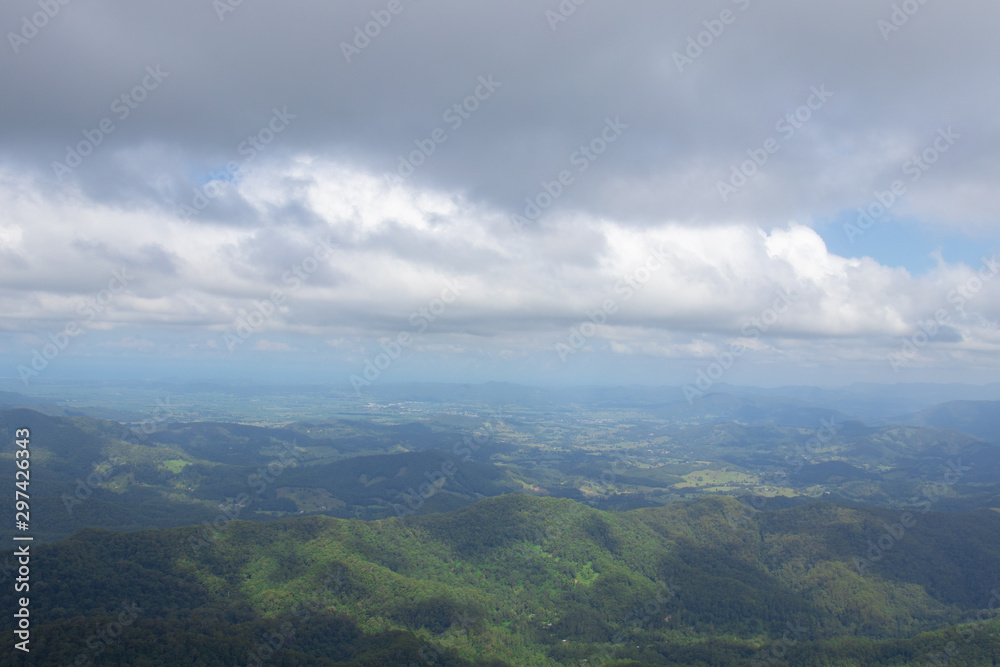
left=1, top=0, right=998, bottom=386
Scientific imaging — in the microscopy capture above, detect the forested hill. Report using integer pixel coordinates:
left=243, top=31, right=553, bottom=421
left=0, top=408, right=522, bottom=542
left=5, top=405, right=1000, bottom=547
left=4, top=494, right=1000, bottom=665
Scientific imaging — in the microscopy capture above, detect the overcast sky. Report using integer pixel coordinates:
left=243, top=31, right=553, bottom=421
left=1, top=0, right=998, bottom=391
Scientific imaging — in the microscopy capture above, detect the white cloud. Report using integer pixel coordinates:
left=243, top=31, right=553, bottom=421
left=1, top=0, right=998, bottom=384
left=2, top=158, right=997, bottom=375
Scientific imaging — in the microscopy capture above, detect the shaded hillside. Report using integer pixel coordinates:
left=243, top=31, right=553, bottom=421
left=4, top=495, right=999, bottom=665
left=0, top=410, right=521, bottom=542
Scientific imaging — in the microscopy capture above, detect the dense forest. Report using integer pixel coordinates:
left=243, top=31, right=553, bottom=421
left=1, top=389, right=999, bottom=665
left=3, top=494, right=1000, bottom=665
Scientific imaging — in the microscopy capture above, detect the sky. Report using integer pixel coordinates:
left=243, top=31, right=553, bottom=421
left=1, top=0, right=998, bottom=391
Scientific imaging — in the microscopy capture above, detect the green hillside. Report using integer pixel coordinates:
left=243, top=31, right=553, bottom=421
left=4, top=495, right=999, bottom=665
left=0, top=409, right=520, bottom=542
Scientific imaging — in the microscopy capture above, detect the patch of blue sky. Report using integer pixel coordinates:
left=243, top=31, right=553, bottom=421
left=815, top=211, right=998, bottom=276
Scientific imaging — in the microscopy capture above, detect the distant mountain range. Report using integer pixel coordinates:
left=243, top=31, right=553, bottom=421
left=897, top=400, right=1000, bottom=443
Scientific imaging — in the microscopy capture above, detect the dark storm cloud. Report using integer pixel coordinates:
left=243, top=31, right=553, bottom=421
left=1, top=0, right=997, bottom=225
